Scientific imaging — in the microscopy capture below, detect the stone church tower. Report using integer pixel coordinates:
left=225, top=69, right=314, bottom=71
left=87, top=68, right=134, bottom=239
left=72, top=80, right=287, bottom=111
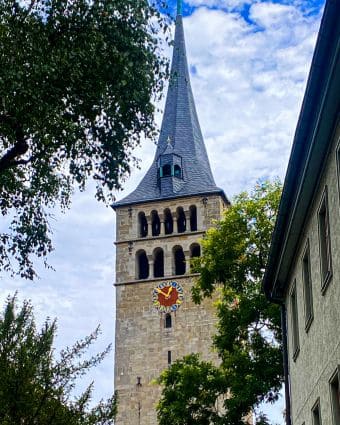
left=113, top=3, right=228, bottom=424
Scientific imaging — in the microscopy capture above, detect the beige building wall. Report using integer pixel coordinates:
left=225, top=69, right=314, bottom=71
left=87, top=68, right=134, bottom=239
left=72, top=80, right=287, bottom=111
left=285, top=122, right=340, bottom=425
left=114, top=194, right=226, bottom=425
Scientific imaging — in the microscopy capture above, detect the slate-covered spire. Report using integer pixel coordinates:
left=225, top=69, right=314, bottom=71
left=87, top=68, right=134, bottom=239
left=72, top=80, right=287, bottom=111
left=114, top=5, right=225, bottom=207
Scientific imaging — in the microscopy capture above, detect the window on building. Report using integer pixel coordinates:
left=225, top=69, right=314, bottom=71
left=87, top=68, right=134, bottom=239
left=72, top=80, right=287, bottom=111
left=177, top=207, right=186, bottom=233
left=165, top=313, right=172, bottom=329
left=312, top=399, right=322, bottom=425
left=138, top=212, right=148, bottom=238
left=167, top=350, right=172, bottom=365
left=330, top=368, right=340, bottom=425
left=151, top=210, right=160, bottom=237
left=190, top=243, right=201, bottom=258
left=189, top=205, right=197, bottom=231
left=190, top=243, right=201, bottom=272
left=164, top=209, right=173, bottom=235
left=302, top=240, right=313, bottom=331
left=136, top=250, right=149, bottom=279
left=153, top=248, right=164, bottom=278
left=318, top=187, right=332, bottom=291
left=174, top=164, right=181, bottom=178
left=290, top=281, right=300, bottom=360
left=173, top=246, right=186, bottom=275
left=163, top=164, right=171, bottom=177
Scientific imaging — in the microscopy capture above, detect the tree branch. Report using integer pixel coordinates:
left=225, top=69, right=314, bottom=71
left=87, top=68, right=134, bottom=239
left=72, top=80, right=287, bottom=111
left=0, top=139, right=29, bottom=173
left=0, top=118, right=29, bottom=173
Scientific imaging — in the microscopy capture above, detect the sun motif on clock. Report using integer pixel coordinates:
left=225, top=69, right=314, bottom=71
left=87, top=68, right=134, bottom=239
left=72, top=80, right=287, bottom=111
left=152, top=281, right=184, bottom=313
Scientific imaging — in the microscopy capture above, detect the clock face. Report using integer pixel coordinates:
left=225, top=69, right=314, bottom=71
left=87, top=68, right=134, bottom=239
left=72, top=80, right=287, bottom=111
left=152, top=281, right=184, bottom=313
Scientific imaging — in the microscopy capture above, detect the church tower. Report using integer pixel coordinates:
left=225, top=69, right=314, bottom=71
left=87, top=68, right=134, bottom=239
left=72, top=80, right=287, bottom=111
left=113, top=3, right=228, bottom=424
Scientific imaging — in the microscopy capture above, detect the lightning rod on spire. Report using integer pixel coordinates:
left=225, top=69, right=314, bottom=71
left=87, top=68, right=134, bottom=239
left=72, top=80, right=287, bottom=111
left=177, top=0, right=183, bottom=16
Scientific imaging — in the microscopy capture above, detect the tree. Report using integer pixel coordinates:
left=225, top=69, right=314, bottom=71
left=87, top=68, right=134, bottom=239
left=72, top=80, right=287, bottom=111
left=0, top=0, right=169, bottom=279
left=157, top=181, right=284, bottom=425
left=157, top=354, right=228, bottom=425
left=0, top=294, right=117, bottom=424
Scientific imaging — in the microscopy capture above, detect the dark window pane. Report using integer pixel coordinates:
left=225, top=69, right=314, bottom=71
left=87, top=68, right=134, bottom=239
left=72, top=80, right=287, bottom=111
left=318, top=189, right=332, bottom=290
left=290, top=282, right=300, bottom=359
left=174, top=247, right=186, bottom=275
left=190, top=205, right=197, bottom=231
left=151, top=211, right=160, bottom=236
left=137, top=251, right=149, bottom=279
left=191, top=244, right=200, bottom=258
left=302, top=242, right=313, bottom=329
left=163, top=164, right=171, bottom=177
left=312, top=400, right=322, bottom=425
left=177, top=208, right=186, bottom=233
left=139, top=213, right=148, bottom=238
left=154, top=249, right=164, bottom=278
left=174, top=164, right=181, bottom=178
left=164, top=209, right=173, bottom=235
left=165, top=314, right=172, bottom=329
left=330, top=370, right=340, bottom=424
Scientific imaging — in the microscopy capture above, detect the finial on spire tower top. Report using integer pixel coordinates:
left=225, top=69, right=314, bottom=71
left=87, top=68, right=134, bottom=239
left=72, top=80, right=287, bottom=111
left=177, top=0, right=183, bottom=15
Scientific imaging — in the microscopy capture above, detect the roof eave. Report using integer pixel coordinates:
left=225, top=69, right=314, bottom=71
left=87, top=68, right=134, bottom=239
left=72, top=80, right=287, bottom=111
left=111, top=189, right=229, bottom=210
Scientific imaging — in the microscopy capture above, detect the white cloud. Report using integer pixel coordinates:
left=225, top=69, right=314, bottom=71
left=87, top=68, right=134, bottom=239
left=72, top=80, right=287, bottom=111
left=185, top=0, right=322, bottom=13
left=181, top=4, right=320, bottom=196
left=186, top=0, right=252, bottom=10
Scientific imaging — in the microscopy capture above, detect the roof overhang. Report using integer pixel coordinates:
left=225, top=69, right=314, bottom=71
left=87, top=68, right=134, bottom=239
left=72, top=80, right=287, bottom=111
left=112, top=188, right=229, bottom=210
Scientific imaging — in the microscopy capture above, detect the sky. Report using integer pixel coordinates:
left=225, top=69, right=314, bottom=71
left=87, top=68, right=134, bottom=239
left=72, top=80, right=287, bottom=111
left=0, top=0, right=325, bottom=422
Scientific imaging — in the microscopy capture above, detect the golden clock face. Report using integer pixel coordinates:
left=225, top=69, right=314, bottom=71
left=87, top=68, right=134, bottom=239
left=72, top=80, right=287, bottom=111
left=152, top=281, right=184, bottom=313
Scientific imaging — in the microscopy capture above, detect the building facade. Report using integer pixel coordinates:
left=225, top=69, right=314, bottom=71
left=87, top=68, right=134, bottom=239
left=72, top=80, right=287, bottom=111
left=263, top=1, right=340, bottom=424
left=113, top=5, right=228, bottom=424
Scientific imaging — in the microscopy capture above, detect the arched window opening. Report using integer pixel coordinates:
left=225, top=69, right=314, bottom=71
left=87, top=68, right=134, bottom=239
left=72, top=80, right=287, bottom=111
left=138, top=212, right=148, bottom=238
left=174, top=164, right=181, bottom=178
left=189, top=243, right=201, bottom=273
left=190, top=205, right=197, bottom=231
left=165, top=313, right=172, bottom=329
left=153, top=248, right=164, bottom=278
left=163, top=164, right=171, bottom=177
left=164, top=209, right=173, bottom=235
left=136, top=250, right=149, bottom=279
left=190, top=243, right=201, bottom=258
left=151, top=210, right=160, bottom=236
left=177, top=207, right=186, bottom=233
left=173, top=246, right=186, bottom=275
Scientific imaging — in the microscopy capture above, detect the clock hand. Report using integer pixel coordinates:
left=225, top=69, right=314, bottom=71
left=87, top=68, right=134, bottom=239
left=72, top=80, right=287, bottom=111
left=156, top=288, right=168, bottom=297
left=166, top=286, right=173, bottom=298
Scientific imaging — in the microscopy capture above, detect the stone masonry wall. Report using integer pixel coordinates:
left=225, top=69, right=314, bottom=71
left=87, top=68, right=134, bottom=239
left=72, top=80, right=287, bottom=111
left=285, top=123, right=340, bottom=425
left=114, top=194, right=226, bottom=424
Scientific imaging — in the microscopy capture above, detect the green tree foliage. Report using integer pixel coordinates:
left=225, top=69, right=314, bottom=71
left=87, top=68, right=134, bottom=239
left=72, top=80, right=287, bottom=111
left=157, top=181, right=284, bottom=425
left=0, top=294, right=117, bottom=424
left=157, top=354, right=228, bottom=425
left=0, top=0, right=169, bottom=279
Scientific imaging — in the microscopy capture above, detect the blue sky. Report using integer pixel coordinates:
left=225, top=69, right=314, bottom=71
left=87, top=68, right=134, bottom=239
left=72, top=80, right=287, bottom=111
left=0, top=0, right=326, bottom=422
left=163, top=0, right=324, bottom=18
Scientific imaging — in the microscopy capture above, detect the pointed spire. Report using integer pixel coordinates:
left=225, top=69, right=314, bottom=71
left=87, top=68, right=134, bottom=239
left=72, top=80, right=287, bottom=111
left=177, top=0, right=183, bottom=16
left=114, top=4, right=226, bottom=207
left=154, top=11, right=218, bottom=189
